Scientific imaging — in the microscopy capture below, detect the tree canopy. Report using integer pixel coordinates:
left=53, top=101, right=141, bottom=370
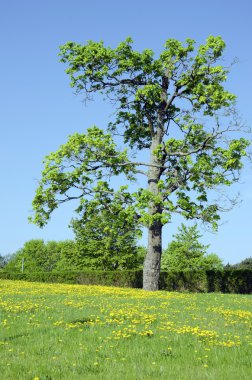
left=71, top=199, right=144, bottom=270
left=161, top=224, right=223, bottom=271
left=228, top=257, right=252, bottom=270
left=5, top=237, right=144, bottom=273
left=0, top=254, right=8, bottom=269
left=30, top=36, right=250, bottom=290
left=5, top=240, right=62, bottom=272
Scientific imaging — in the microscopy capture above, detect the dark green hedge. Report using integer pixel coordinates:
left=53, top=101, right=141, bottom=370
left=0, top=270, right=143, bottom=288
left=159, top=269, right=252, bottom=294
left=0, top=269, right=251, bottom=293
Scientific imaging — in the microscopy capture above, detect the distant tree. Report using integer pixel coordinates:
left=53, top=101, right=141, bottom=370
left=5, top=240, right=44, bottom=272
left=4, top=250, right=21, bottom=272
left=161, top=224, right=223, bottom=271
left=225, top=263, right=232, bottom=269
left=0, top=254, right=8, bottom=269
left=203, top=253, right=224, bottom=270
left=230, top=257, right=252, bottom=270
left=5, top=239, right=64, bottom=272
left=71, top=198, right=143, bottom=270
left=53, top=240, right=79, bottom=271
left=4, top=235, right=144, bottom=273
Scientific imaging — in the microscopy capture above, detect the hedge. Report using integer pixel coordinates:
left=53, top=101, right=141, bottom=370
left=0, top=269, right=251, bottom=293
left=159, top=269, right=252, bottom=294
left=0, top=270, right=143, bottom=288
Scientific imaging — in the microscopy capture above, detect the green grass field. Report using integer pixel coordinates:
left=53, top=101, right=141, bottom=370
left=0, top=280, right=251, bottom=379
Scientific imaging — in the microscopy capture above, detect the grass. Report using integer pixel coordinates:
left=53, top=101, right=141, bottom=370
left=0, top=280, right=251, bottom=380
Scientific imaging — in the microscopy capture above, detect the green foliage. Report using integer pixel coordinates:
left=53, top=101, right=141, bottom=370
left=229, top=257, right=252, bottom=270
left=4, top=238, right=145, bottom=273
left=0, top=254, right=8, bottom=269
left=50, top=240, right=78, bottom=271
left=161, top=224, right=223, bottom=271
left=6, top=240, right=45, bottom=272
left=5, top=240, right=72, bottom=273
left=29, top=127, right=135, bottom=228
left=159, top=269, right=252, bottom=294
left=0, top=270, right=143, bottom=288
left=71, top=196, right=144, bottom=270
left=59, top=36, right=236, bottom=147
left=31, top=36, right=250, bottom=230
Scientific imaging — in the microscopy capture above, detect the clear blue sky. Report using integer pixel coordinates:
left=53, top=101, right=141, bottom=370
left=1, top=0, right=251, bottom=264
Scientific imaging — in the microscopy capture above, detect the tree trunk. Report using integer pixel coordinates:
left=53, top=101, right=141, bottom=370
left=143, top=132, right=163, bottom=290
left=143, top=219, right=162, bottom=290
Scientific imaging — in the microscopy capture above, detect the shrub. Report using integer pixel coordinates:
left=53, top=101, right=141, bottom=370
left=0, top=269, right=250, bottom=293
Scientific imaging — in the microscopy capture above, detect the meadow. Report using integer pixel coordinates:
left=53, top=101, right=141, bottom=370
left=0, top=280, right=251, bottom=379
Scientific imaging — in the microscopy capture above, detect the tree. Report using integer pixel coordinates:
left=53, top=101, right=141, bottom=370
left=5, top=240, right=47, bottom=272
left=203, top=253, right=224, bottom=270
left=161, top=224, right=223, bottom=271
left=30, top=36, right=250, bottom=290
left=5, top=239, right=64, bottom=272
left=19, top=240, right=46, bottom=272
left=229, top=257, right=252, bottom=270
left=51, top=240, right=78, bottom=271
left=0, top=254, right=8, bottom=269
left=71, top=200, right=144, bottom=270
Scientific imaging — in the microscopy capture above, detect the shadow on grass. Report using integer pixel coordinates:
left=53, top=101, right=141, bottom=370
left=3, top=332, right=31, bottom=342
left=69, top=317, right=93, bottom=325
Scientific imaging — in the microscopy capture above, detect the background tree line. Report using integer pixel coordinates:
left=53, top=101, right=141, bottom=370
left=4, top=222, right=251, bottom=273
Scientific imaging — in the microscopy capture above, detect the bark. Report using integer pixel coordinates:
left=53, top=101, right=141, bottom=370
left=143, top=132, right=163, bottom=290
left=143, top=218, right=162, bottom=290
left=142, top=78, right=168, bottom=290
